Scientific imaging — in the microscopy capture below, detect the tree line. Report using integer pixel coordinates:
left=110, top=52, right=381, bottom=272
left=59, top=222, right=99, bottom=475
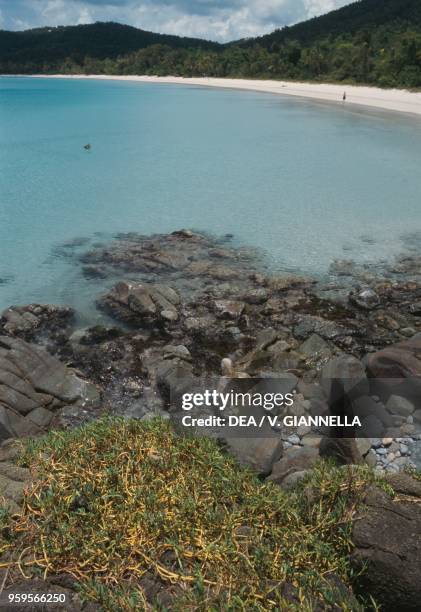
left=1, top=0, right=420, bottom=88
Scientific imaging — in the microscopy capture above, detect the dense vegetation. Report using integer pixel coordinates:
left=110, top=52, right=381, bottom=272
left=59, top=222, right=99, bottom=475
left=1, top=0, right=421, bottom=88
left=0, top=417, right=392, bottom=610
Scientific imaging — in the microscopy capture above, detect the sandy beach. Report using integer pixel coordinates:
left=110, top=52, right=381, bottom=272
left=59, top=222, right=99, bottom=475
left=28, top=74, right=421, bottom=117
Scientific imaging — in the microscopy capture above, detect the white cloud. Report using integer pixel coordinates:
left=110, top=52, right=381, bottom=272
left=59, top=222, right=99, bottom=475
left=0, top=0, right=353, bottom=41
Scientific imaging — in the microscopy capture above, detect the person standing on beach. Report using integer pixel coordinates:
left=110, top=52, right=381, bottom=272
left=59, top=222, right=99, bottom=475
left=343, top=91, right=347, bottom=101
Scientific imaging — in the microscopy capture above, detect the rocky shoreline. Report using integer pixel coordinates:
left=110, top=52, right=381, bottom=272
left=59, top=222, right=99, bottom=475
left=1, top=229, right=421, bottom=478
left=1, top=228, right=421, bottom=610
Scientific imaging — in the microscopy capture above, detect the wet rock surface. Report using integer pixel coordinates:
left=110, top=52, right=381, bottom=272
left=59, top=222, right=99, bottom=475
left=0, top=304, right=74, bottom=349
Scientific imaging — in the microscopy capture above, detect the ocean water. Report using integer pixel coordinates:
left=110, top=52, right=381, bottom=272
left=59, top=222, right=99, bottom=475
left=1, top=76, right=421, bottom=322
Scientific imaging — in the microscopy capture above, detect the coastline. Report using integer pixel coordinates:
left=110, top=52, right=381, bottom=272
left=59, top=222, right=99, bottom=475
left=25, top=74, right=421, bottom=117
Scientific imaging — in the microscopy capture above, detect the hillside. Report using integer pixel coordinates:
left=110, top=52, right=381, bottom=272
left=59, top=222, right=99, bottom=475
left=0, top=0, right=420, bottom=88
left=238, top=0, right=421, bottom=48
left=0, top=22, right=219, bottom=73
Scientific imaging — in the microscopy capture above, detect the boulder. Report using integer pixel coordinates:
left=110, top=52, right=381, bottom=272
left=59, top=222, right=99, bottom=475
left=409, top=302, right=421, bottom=315
left=298, top=334, right=331, bottom=362
left=0, top=459, right=31, bottom=514
left=223, top=436, right=283, bottom=476
left=0, top=336, right=98, bottom=440
left=366, top=333, right=421, bottom=384
left=352, top=481, right=421, bottom=611
left=386, top=395, right=415, bottom=417
left=242, top=288, right=268, bottom=305
left=98, top=281, right=180, bottom=326
left=255, top=328, right=278, bottom=351
left=0, top=304, right=73, bottom=339
left=267, top=447, right=319, bottom=487
left=321, top=355, right=369, bottom=403
left=213, top=300, right=245, bottom=320
left=349, top=287, right=380, bottom=310
left=293, top=315, right=354, bottom=341
left=319, top=438, right=364, bottom=465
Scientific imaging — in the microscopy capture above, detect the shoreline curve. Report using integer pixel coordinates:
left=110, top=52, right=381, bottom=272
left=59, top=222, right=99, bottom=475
left=9, top=74, right=421, bottom=117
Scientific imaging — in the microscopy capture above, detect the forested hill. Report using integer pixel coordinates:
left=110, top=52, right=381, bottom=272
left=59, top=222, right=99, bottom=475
left=1, top=0, right=421, bottom=88
left=238, top=0, right=421, bottom=48
left=0, top=22, right=219, bottom=69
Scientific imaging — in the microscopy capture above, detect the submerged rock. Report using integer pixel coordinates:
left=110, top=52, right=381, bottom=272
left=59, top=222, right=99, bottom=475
left=1, top=304, right=74, bottom=340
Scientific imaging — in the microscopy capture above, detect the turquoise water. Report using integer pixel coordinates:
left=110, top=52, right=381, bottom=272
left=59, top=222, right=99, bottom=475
left=1, top=76, right=421, bottom=321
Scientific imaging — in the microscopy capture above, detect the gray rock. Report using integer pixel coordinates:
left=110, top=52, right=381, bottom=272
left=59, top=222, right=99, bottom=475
left=352, top=482, right=421, bottom=611
left=353, top=396, right=392, bottom=430
left=386, top=395, right=415, bottom=417
left=349, top=287, right=380, bottom=310
left=401, top=327, right=416, bottom=338
left=1, top=304, right=73, bottom=338
left=224, top=436, right=283, bottom=476
left=386, top=472, right=421, bottom=496
left=26, top=406, right=53, bottom=428
left=365, top=449, right=377, bottom=467
left=279, top=469, right=310, bottom=490
left=412, top=409, right=421, bottom=422
left=255, top=328, right=278, bottom=351
left=99, top=281, right=180, bottom=326
left=321, top=355, right=369, bottom=402
left=267, top=340, right=291, bottom=354
left=319, top=437, right=364, bottom=464
left=385, top=462, right=400, bottom=473
left=242, top=288, right=268, bottom=305
left=294, top=316, right=352, bottom=341
left=214, top=300, right=245, bottom=320
left=355, top=438, right=371, bottom=457
left=0, top=336, right=97, bottom=439
left=297, top=381, right=326, bottom=401
left=163, top=345, right=191, bottom=361
left=365, top=334, right=421, bottom=391
left=409, top=302, right=421, bottom=315
left=0, top=406, right=15, bottom=440
left=300, top=434, right=320, bottom=448
left=298, top=334, right=330, bottom=359
left=267, top=447, right=319, bottom=486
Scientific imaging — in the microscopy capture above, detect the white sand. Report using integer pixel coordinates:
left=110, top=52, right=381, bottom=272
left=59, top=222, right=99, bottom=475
left=28, top=74, right=421, bottom=117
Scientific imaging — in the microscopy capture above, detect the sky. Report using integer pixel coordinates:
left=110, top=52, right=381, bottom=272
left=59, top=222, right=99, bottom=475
left=0, top=0, right=353, bottom=42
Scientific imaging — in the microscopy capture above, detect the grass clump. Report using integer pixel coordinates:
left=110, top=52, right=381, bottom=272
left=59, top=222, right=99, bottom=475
left=0, top=418, right=386, bottom=610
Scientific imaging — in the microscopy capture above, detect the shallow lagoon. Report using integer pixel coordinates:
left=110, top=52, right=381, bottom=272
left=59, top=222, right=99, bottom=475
left=1, top=76, right=421, bottom=321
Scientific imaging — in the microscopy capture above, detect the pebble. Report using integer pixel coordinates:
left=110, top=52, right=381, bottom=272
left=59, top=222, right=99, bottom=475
left=400, top=443, right=409, bottom=455
left=385, top=463, right=400, bottom=473
left=382, top=437, right=393, bottom=446
left=287, top=434, right=301, bottom=446
left=401, top=327, right=416, bottom=337
left=389, top=441, right=399, bottom=453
